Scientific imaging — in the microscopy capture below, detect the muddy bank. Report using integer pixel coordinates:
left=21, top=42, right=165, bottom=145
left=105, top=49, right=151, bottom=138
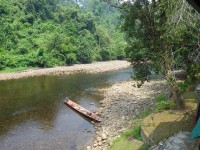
left=86, top=80, right=168, bottom=150
left=0, top=60, right=130, bottom=81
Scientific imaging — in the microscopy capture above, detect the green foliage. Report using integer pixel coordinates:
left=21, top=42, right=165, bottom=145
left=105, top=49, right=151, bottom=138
left=0, top=0, right=126, bottom=71
left=131, top=123, right=142, bottom=140
left=156, top=93, right=168, bottom=102
left=155, top=101, right=176, bottom=111
left=109, top=125, right=143, bottom=150
left=138, top=144, right=149, bottom=150
left=178, top=82, right=189, bottom=93
left=77, top=30, right=96, bottom=63
left=130, top=0, right=197, bottom=70
left=121, top=0, right=200, bottom=108
left=100, top=49, right=111, bottom=61
left=108, top=120, right=149, bottom=150
left=137, top=108, right=153, bottom=119
left=35, top=50, right=46, bottom=67
left=155, top=93, right=176, bottom=111
left=66, top=53, right=76, bottom=65
left=77, top=48, right=93, bottom=64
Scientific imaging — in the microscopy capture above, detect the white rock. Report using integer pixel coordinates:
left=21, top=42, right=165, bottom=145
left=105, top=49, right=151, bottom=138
left=97, top=137, right=102, bottom=142
left=98, top=141, right=102, bottom=146
left=86, top=146, right=91, bottom=150
left=101, top=133, right=107, bottom=140
left=105, top=131, right=109, bottom=136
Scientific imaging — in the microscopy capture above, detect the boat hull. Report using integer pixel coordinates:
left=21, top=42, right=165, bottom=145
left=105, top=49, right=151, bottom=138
left=64, top=99, right=102, bottom=122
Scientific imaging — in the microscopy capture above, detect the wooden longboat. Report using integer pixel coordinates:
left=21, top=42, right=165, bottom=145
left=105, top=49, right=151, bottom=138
left=64, top=99, right=102, bottom=122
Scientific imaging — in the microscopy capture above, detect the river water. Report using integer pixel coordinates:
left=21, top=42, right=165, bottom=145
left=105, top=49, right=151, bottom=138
left=0, top=68, right=132, bottom=150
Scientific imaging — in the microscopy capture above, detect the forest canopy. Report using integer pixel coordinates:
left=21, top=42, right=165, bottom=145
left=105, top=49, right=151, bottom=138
left=0, top=0, right=126, bottom=70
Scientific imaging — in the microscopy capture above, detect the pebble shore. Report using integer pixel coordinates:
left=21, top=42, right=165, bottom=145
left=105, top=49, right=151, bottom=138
left=0, top=60, right=130, bottom=81
left=86, top=80, right=168, bottom=150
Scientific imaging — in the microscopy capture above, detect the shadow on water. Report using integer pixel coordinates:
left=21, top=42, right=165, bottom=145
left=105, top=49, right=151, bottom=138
left=0, top=67, right=132, bottom=150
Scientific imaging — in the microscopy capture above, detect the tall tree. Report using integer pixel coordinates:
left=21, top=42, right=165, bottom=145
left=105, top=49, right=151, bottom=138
left=119, top=0, right=200, bottom=108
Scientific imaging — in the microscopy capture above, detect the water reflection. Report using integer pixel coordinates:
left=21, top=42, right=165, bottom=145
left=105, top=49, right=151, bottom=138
left=0, top=67, right=131, bottom=150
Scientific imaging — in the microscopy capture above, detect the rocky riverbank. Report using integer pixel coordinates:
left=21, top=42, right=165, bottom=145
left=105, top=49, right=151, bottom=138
left=0, top=60, right=130, bottom=81
left=86, top=80, right=168, bottom=150
left=150, top=132, right=198, bottom=150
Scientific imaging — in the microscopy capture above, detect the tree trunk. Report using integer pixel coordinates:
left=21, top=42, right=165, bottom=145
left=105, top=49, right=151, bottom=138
left=164, top=44, right=184, bottom=109
left=168, top=71, right=185, bottom=109
left=171, top=78, right=184, bottom=109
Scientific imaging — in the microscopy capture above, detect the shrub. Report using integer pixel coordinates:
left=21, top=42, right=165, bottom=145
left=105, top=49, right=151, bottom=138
left=178, top=82, right=188, bottom=93
left=132, top=123, right=142, bottom=140
left=0, top=54, right=7, bottom=70
left=77, top=48, right=93, bottom=63
left=100, top=49, right=111, bottom=61
left=66, top=53, right=76, bottom=65
left=155, top=93, right=176, bottom=111
left=156, top=93, right=168, bottom=102
left=155, top=101, right=176, bottom=111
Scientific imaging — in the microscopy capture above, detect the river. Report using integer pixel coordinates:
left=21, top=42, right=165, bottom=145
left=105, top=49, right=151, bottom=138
left=0, top=67, right=132, bottom=150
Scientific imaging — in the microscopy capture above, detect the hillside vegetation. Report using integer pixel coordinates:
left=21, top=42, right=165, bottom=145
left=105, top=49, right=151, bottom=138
left=0, top=0, right=126, bottom=70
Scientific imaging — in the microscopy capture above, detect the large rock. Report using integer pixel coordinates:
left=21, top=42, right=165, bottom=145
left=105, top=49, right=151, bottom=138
left=101, top=133, right=107, bottom=140
left=86, top=146, right=91, bottom=150
left=141, top=100, right=197, bottom=145
left=97, top=137, right=102, bottom=142
left=150, top=132, right=199, bottom=150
